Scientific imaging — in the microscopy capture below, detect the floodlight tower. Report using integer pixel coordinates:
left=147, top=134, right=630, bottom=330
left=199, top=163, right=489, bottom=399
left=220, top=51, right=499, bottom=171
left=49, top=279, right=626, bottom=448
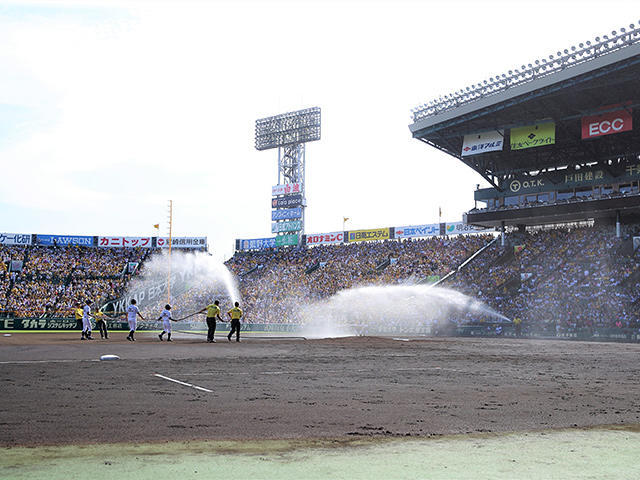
left=255, top=107, right=321, bottom=243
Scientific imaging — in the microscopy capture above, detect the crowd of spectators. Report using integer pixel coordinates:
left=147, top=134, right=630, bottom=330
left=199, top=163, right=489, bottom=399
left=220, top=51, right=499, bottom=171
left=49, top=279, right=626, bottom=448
left=444, top=224, right=640, bottom=334
left=226, top=235, right=492, bottom=324
left=1, top=245, right=149, bottom=317
left=3, top=223, right=639, bottom=340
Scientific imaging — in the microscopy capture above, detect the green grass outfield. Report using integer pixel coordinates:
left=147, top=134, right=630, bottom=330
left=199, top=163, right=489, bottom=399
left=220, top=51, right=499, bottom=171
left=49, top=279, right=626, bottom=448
left=2, top=427, right=639, bottom=480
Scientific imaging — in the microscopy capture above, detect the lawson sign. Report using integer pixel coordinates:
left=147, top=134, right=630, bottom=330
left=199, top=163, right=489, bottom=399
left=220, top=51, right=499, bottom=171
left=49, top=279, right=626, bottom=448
left=37, top=235, right=93, bottom=246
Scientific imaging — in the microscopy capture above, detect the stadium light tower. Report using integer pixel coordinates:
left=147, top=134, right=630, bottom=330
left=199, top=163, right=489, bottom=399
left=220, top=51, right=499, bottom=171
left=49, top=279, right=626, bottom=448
left=255, top=107, right=321, bottom=242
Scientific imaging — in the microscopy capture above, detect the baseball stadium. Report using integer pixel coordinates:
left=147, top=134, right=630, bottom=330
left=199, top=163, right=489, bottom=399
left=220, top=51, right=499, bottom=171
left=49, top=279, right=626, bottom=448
left=3, top=19, right=640, bottom=480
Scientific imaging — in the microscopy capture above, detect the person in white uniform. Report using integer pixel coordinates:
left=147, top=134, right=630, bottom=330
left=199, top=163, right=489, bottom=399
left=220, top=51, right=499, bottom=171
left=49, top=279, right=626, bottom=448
left=82, top=300, right=93, bottom=340
left=157, top=304, right=173, bottom=342
left=126, top=298, right=145, bottom=341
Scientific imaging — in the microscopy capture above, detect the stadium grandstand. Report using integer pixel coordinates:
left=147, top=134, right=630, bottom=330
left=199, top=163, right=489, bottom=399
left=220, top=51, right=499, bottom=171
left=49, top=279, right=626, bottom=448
left=3, top=26, right=640, bottom=343
left=409, top=23, right=640, bottom=338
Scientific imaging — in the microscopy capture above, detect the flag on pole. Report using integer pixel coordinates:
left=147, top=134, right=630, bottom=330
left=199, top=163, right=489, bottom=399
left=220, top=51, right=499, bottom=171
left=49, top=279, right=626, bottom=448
left=153, top=224, right=159, bottom=229
left=343, top=217, right=350, bottom=222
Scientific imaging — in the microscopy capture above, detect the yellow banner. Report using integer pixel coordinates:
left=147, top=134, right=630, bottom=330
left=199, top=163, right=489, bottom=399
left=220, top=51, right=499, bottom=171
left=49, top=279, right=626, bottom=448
left=510, top=122, right=555, bottom=150
left=347, top=228, right=390, bottom=243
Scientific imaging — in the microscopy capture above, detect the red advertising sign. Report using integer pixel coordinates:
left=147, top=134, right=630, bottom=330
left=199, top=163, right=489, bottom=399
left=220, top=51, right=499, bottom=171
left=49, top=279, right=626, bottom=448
left=582, top=104, right=632, bottom=139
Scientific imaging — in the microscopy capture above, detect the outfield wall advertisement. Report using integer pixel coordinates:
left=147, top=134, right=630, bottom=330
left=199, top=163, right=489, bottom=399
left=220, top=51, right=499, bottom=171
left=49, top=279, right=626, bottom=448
left=394, top=224, right=440, bottom=239
left=98, top=237, right=153, bottom=248
left=305, top=232, right=344, bottom=246
left=0, top=233, right=32, bottom=245
left=347, top=228, right=391, bottom=243
left=156, top=237, right=207, bottom=249
left=37, top=235, right=93, bottom=246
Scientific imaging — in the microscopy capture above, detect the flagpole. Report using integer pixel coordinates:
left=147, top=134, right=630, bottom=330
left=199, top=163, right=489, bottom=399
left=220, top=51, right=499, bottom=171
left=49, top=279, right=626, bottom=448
left=167, top=200, right=173, bottom=305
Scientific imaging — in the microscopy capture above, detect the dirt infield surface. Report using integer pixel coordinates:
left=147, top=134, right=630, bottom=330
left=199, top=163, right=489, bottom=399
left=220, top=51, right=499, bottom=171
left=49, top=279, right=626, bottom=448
left=1, top=332, right=640, bottom=447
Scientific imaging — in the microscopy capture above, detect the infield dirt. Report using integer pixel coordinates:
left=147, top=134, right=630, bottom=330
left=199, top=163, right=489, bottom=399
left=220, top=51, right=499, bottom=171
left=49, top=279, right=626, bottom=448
left=1, top=332, right=640, bottom=446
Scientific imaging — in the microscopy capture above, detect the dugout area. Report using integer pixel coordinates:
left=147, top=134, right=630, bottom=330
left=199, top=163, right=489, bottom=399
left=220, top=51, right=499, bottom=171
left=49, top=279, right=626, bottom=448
left=1, top=333, right=639, bottom=478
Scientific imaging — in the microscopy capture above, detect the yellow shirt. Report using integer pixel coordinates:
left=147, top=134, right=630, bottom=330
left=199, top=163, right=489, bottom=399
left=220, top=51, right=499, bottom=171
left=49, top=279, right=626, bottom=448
left=95, top=312, right=105, bottom=322
left=206, top=304, right=220, bottom=318
left=227, top=307, right=243, bottom=320
left=75, top=308, right=83, bottom=320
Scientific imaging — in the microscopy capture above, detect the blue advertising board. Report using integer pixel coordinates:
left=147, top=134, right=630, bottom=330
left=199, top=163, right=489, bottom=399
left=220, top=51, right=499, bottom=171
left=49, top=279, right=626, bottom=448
left=271, top=207, right=302, bottom=221
left=37, top=234, right=93, bottom=246
left=239, top=237, right=277, bottom=250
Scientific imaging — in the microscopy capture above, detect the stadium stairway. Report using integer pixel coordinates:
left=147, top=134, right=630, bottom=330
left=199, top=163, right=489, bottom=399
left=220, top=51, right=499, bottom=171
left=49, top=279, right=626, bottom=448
left=428, top=236, right=499, bottom=287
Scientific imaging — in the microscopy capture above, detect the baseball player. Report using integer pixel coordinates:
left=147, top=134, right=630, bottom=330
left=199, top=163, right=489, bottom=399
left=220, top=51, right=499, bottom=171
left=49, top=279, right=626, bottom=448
left=157, top=304, right=173, bottom=342
left=126, top=299, right=145, bottom=341
left=82, top=300, right=93, bottom=340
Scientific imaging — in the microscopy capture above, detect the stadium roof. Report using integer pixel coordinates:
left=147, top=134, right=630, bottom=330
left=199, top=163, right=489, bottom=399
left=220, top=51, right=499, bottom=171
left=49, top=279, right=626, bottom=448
left=409, top=24, right=640, bottom=190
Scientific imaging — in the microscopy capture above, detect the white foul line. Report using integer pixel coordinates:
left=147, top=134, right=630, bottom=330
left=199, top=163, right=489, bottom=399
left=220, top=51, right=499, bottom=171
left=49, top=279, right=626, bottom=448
left=153, top=373, right=213, bottom=393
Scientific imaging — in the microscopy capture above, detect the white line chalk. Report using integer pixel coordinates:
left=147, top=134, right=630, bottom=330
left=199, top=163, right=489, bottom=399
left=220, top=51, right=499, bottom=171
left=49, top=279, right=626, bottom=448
left=153, top=373, right=213, bottom=393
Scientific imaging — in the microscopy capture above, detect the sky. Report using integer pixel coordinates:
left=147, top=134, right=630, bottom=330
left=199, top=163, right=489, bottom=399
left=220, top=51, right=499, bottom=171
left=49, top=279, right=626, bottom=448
left=1, top=0, right=638, bottom=259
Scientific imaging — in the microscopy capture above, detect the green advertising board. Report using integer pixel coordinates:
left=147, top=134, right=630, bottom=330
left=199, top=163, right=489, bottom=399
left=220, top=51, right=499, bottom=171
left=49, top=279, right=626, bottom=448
left=271, top=220, right=302, bottom=233
left=510, top=122, right=555, bottom=150
left=275, top=234, right=299, bottom=247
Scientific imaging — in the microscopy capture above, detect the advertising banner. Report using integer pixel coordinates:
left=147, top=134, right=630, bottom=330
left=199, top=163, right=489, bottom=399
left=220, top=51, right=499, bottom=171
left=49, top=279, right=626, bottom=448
left=98, top=237, right=152, bottom=248
left=347, top=228, right=390, bottom=243
left=461, top=130, right=504, bottom=156
left=306, top=232, right=344, bottom=246
left=156, top=237, right=207, bottom=249
left=510, top=122, right=555, bottom=150
left=394, top=224, right=440, bottom=239
left=272, top=194, right=302, bottom=209
left=238, top=237, right=276, bottom=250
left=275, top=234, right=299, bottom=247
left=581, top=104, right=632, bottom=139
left=272, top=221, right=302, bottom=233
left=272, top=207, right=302, bottom=221
left=0, top=233, right=32, bottom=246
left=445, top=222, right=491, bottom=235
left=272, top=183, right=302, bottom=196
left=37, top=234, right=93, bottom=247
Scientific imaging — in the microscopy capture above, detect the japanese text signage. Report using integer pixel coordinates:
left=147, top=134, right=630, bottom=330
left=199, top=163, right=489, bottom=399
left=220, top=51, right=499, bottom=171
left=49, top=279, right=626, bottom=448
left=0, top=233, right=32, bottom=245
left=306, top=232, right=344, bottom=246
left=394, top=224, right=440, bottom=239
left=272, top=194, right=302, bottom=209
left=272, top=207, right=302, bottom=221
left=156, top=237, right=207, bottom=249
left=347, top=228, right=390, bottom=243
left=272, top=183, right=302, bottom=196
left=510, top=122, right=555, bottom=150
left=581, top=104, right=632, bottom=139
left=461, top=130, right=504, bottom=157
left=445, top=222, right=490, bottom=234
left=239, top=237, right=276, bottom=250
left=37, top=235, right=93, bottom=247
left=275, top=234, right=299, bottom=247
left=272, top=221, right=302, bottom=233
left=98, top=237, right=152, bottom=248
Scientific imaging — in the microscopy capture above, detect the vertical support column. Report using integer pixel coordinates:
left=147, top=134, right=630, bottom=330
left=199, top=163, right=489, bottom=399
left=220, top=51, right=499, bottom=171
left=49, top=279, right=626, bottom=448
left=501, top=221, right=506, bottom=247
left=616, top=210, right=621, bottom=238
